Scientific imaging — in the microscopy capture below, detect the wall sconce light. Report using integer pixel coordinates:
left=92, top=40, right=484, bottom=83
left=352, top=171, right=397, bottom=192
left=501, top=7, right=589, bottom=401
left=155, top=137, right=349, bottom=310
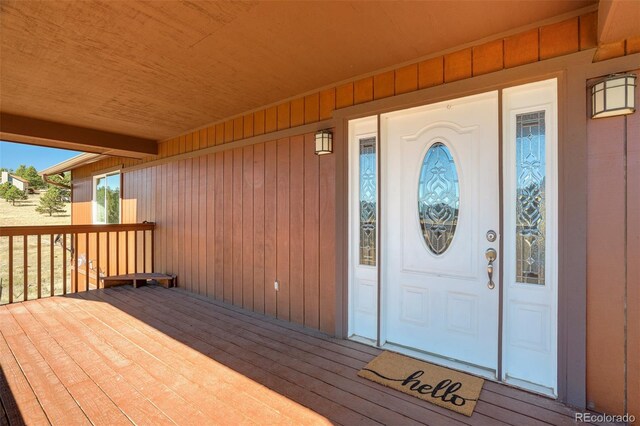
left=315, top=130, right=333, bottom=155
left=591, top=73, right=636, bottom=119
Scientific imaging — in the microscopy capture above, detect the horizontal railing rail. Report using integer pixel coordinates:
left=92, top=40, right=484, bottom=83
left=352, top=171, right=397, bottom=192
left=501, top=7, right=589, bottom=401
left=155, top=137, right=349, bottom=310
left=0, top=223, right=155, bottom=236
left=0, top=223, right=155, bottom=305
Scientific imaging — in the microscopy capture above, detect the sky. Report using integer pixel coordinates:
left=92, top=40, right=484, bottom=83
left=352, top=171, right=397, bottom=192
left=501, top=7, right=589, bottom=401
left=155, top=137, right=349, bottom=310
left=0, top=141, right=81, bottom=172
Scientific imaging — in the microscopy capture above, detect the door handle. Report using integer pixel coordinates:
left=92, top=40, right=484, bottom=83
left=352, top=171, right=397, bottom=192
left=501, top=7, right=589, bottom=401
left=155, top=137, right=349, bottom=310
left=485, top=248, right=497, bottom=289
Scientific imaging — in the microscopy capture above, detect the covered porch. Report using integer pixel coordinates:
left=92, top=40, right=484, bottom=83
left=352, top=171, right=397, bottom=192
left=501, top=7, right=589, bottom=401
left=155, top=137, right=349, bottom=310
left=1, top=0, right=639, bottom=423
left=1, top=285, right=599, bottom=425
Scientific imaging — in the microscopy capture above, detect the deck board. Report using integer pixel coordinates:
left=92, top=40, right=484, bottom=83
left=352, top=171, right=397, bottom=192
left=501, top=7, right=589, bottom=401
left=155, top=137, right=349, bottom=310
left=0, top=307, right=90, bottom=425
left=98, top=288, right=422, bottom=425
left=0, top=332, right=50, bottom=425
left=0, top=287, right=613, bottom=425
left=28, top=298, right=180, bottom=425
left=5, top=303, right=130, bottom=426
left=130, top=288, right=568, bottom=426
left=122, top=286, right=492, bottom=426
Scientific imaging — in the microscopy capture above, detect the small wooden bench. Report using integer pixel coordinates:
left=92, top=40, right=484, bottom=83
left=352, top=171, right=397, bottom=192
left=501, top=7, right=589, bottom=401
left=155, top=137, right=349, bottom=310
left=101, top=273, right=176, bottom=289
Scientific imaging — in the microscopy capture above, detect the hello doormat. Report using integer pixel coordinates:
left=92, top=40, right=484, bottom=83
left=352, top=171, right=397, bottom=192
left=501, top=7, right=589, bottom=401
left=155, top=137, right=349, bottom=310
left=358, top=351, right=484, bottom=417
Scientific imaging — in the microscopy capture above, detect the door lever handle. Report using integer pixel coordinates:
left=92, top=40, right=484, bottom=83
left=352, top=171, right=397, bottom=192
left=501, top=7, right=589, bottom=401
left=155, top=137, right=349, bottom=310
left=485, top=248, right=497, bottom=290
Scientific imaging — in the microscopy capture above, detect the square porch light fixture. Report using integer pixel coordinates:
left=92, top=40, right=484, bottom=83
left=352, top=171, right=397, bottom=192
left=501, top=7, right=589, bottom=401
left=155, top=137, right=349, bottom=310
left=315, top=130, right=333, bottom=155
left=591, top=73, right=636, bottom=119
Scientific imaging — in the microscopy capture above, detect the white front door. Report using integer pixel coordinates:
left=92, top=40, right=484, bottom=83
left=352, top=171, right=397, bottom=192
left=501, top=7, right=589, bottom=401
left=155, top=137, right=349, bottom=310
left=348, top=81, right=558, bottom=395
left=381, top=92, right=500, bottom=373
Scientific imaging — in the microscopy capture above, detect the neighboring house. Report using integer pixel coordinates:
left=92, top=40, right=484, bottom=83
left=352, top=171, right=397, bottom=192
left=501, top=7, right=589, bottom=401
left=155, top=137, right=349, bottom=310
left=0, top=171, right=29, bottom=192
left=1, top=1, right=638, bottom=424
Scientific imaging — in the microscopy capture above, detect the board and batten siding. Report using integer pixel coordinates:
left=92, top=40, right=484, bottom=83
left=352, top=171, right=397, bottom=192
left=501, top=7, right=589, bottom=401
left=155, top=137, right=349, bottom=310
left=586, top=70, right=640, bottom=418
left=74, top=133, right=336, bottom=334
left=71, top=177, right=92, bottom=225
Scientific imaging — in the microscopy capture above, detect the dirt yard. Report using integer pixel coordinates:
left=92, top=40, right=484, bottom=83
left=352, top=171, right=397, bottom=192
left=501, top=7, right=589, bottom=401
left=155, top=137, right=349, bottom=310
left=0, top=192, right=71, bottom=303
left=0, top=191, right=71, bottom=226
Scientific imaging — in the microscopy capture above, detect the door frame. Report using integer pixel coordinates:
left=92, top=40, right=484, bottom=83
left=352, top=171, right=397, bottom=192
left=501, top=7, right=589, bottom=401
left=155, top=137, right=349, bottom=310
left=344, top=84, right=556, bottom=392
left=335, top=50, right=638, bottom=407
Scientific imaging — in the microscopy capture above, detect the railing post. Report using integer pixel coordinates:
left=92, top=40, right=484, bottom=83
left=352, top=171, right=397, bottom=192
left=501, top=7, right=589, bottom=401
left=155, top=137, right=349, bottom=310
left=85, top=233, right=89, bottom=292
left=134, top=230, right=138, bottom=274
left=8, top=236, right=13, bottom=304
left=116, top=231, right=120, bottom=275
left=50, top=234, right=54, bottom=297
left=37, top=235, right=41, bottom=300
left=142, top=230, right=146, bottom=273
left=73, top=233, right=78, bottom=293
left=126, top=230, right=130, bottom=274
left=106, top=231, right=110, bottom=277
left=62, top=233, right=67, bottom=295
left=23, top=235, right=28, bottom=301
left=96, top=232, right=100, bottom=289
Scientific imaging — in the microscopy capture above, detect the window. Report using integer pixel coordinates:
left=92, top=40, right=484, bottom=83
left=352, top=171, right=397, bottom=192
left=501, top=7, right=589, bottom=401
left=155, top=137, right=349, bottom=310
left=359, top=137, right=377, bottom=266
left=515, top=111, right=546, bottom=285
left=418, top=142, right=460, bottom=255
left=93, top=172, right=120, bottom=224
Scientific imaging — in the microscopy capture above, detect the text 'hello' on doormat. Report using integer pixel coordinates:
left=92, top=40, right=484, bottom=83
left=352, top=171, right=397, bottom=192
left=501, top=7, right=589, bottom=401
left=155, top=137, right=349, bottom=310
left=358, top=351, right=484, bottom=417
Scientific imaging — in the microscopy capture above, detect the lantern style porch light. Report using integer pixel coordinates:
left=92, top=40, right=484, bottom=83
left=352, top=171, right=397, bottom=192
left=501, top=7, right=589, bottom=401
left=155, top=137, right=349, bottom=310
left=315, top=129, right=333, bottom=155
left=591, top=73, right=636, bottom=119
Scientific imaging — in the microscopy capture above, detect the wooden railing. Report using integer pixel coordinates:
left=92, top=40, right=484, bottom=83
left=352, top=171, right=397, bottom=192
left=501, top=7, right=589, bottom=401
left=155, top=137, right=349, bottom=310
left=0, top=223, right=155, bottom=304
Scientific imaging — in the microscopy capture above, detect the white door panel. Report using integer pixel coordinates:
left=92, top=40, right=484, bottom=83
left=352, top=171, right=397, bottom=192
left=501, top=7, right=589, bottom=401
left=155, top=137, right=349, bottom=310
left=381, top=91, right=500, bottom=372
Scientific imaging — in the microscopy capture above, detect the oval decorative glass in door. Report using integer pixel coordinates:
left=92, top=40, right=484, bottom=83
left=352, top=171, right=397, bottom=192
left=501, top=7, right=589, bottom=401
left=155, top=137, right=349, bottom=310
left=418, top=142, right=460, bottom=255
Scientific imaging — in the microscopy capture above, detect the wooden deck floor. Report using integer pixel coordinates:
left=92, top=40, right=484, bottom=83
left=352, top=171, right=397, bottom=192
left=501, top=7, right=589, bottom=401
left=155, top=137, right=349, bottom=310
left=0, top=286, right=607, bottom=426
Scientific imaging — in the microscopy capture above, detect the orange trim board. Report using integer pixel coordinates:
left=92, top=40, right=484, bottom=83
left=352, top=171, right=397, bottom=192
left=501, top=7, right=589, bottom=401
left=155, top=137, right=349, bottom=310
left=358, top=351, right=484, bottom=417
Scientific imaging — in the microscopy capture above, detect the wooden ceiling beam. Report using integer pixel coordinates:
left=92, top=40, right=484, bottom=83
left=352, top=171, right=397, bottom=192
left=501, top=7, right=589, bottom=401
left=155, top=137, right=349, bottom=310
left=0, top=113, right=157, bottom=159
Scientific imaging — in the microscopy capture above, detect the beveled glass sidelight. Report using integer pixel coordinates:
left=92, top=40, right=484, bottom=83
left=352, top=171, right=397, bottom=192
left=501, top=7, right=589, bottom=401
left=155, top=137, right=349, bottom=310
left=515, top=111, right=546, bottom=285
left=418, top=142, right=460, bottom=255
left=359, top=137, right=377, bottom=266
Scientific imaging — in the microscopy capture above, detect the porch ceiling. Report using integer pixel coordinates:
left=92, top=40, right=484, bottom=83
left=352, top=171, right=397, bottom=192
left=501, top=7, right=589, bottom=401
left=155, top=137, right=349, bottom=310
left=1, top=0, right=596, bottom=142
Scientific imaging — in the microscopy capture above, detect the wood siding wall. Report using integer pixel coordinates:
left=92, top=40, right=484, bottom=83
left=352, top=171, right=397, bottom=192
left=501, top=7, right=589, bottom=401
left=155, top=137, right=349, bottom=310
left=74, top=133, right=337, bottom=334
left=586, top=70, right=639, bottom=418
left=71, top=178, right=92, bottom=225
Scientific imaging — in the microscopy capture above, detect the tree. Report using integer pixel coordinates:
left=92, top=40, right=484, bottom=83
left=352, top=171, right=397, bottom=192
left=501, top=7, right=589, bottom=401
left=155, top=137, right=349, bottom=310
left=106, top=186, right=120, bottom=223
left=3, top=186, right=28, bottom=205
left=0, top=182, right=12, bottom=198
left=14, top=164, right=45, bottom=189
left=46, top=172, right=71, bottom=201
left=35, top=187, right=66, bottom=216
